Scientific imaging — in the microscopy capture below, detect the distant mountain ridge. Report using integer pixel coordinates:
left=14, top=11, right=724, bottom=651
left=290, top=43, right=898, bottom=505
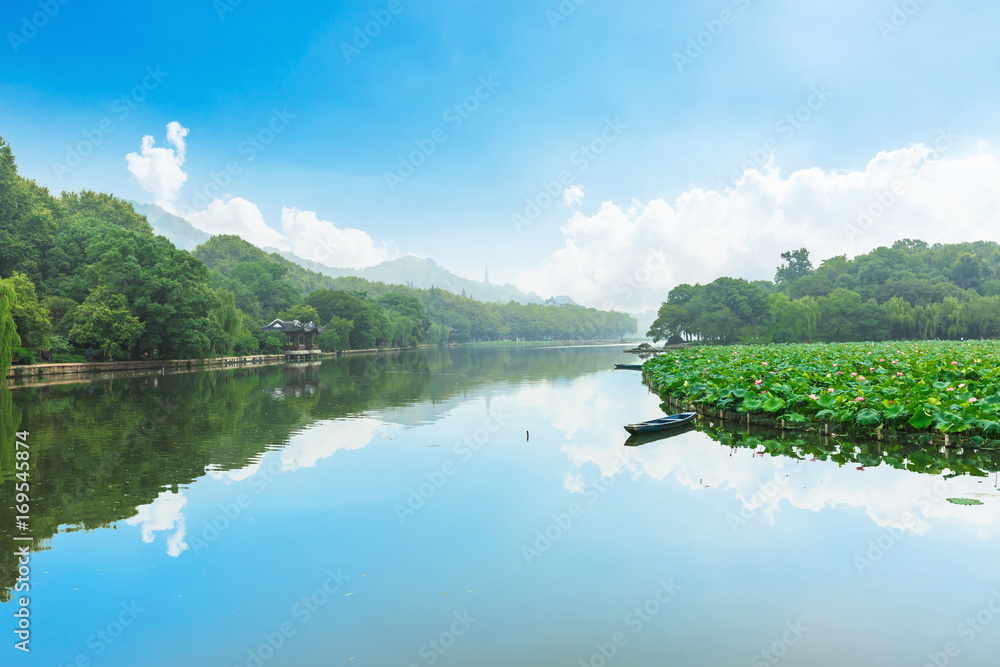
left=136, top=202, right=547, bottom=305
left=132, top=202, right=210, bottom=251
left=265, top=250, right=546, bottom=305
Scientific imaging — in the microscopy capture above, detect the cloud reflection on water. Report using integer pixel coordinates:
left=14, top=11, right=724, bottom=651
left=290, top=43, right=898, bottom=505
left=519, top=373, right=1000, bottom=536
left=125, top=490, right=189, bottom=557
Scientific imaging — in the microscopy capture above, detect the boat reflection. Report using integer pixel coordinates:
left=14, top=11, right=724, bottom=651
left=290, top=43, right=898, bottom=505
left=623, top=422, right=698, bottom=447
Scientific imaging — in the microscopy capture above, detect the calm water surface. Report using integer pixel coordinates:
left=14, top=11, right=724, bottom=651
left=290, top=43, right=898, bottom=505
left=2, top=344, right=999, bottom=666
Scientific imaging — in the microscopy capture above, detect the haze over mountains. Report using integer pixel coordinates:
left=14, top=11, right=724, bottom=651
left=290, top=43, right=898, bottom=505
left=134, top=202, right=553, bottom=306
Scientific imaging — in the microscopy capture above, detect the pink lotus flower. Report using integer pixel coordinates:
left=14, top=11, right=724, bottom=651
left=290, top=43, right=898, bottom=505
left=762, top=362, right=768, bottom=366
left=959, top=383, right=965, bottom=388
left=755, top=379, right=762, bottom=385
left=896, top=372, right=903, bottom=377
left=952, top=361, right=959, bottom=365
left=892, top=360, right=898, bottom=364
left=851, top=372, right=857, bottom=377
left=858, top=376, right=866, bottom=382
left=946, top=387, right=954, bottom=392
left=855, top=397, right=864, bottom=402
left=828, top=388, right=835, bottom=393
left=869, top=367, right=875, bottom=371
left=809, top=394, right=818, bottom=400
left=969, top=397, right=978, bottom=403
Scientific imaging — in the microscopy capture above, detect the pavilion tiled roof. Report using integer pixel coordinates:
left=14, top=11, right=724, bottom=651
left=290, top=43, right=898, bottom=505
left=261, top=319, right=326, bottom=334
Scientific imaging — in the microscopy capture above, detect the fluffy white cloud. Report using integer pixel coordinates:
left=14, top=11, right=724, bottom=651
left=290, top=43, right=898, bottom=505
left=563, top=184, right=585, bottom=206
left=126, top=121, right=190, bottom=214
left=280, top=206, right=392, bottom=269
left=125, top=490, right=189, bottom=557
left=185, top=201, right=394, bottom=270
left=517, top=141, right=1000, bottom=312
left=187, top=197, right=288, bottom=250
left=125, top=122, right=397, bottom=269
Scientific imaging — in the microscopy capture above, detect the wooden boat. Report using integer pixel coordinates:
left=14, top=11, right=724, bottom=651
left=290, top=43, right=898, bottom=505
left=623, top=412, right=697, bottom=435
left=624, top=422, right=697, bottom=446
left=614, top=363, right=644, bottom=370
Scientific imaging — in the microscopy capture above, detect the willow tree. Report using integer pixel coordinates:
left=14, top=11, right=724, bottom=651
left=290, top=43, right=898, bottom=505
left=0, top=281, right=19, bottom=494
left=0, top=281, right=20, bottom=377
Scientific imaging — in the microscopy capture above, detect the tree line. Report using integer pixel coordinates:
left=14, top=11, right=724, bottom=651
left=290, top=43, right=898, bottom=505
left=196, top=234, right=636, bottom=353
left=0, top=136, right=635, bottom=366
left=648, top=240, right=1000, bottom=344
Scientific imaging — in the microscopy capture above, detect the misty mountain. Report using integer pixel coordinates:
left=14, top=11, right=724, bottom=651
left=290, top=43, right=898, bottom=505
left=138, top=201, right=639, bottom=314
left=265, top=251, right=546, bottom=306
left=132, top=202, right=210, bottom=251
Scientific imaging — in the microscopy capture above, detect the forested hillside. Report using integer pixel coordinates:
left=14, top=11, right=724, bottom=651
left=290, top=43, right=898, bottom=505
left=0, top=137, right=635, bottom=364
left=194, top=235, right=636, bottom=347
left=649, top=241, right=1000, bottom=344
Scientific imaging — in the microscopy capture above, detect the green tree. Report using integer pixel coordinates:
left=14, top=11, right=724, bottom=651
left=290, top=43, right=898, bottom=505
left=317, top=317, right=353, bottom=353
left=950, top=252, right=986, bottom=291
left=379, top=293, right=429, bottom=347
left=857, top=298, right=890, bottom=341
left=426, top=322, right=450, bottom=345
left=61, top=190, right=153, bottom=234
left=0, top=281, right=21, bottom=376
left=44, top=296, right=78, bottom=335
left=69, top=289, right=144, bottom=360
left=775, top=248, right=813, bottom=284
left=228, top=261, right=299, bottom=319
left=307, top=290, right=388, bottom=349
left=209, top=291, right=245, bottom=355
left=3, top=272, right=51, bottom=349
left=818, top=289, right=863, bottom=342
left=277, top=304, right=321, bottom=324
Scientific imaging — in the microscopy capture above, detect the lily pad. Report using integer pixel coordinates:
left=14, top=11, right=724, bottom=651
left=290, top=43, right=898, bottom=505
left=946, top=498, right=984, bottom=506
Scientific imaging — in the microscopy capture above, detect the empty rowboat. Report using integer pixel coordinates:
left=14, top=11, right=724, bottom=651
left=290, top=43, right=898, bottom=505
left=624, top=422, right=697, bottom=446
left=623, top=412, right=697, bottom=435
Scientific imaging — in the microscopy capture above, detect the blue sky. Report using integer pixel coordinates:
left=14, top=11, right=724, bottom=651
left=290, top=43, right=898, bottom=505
left=2, top=0, right=1000, bottom=308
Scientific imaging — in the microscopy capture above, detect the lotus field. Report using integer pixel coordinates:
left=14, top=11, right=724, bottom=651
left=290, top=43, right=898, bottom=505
left=644, top=340, right=1000, bottom=438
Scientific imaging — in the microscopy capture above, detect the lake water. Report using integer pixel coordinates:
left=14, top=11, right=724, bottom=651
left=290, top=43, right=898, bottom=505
left=2, top=344, right=999, bottom=666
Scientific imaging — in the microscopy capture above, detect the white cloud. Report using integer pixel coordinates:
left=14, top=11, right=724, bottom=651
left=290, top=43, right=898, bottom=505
left=125, top=490, right=189, bottom=557
left=280, top=418, right=388, bottom=472
left=124, top=122, right=397, bottom=268
left=517, top=141, right=1000, bottom=312
left=563, top=184, right=585, bottom=206
left=187, top=197, right=288, bottom=249
left=126, top=121, right=190, bottom=214
left=280, top=206, right=393, bottom=269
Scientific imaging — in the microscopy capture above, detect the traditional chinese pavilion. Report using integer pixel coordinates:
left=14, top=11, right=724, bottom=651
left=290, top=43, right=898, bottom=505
left=261, top=319, right=325, bottom=356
